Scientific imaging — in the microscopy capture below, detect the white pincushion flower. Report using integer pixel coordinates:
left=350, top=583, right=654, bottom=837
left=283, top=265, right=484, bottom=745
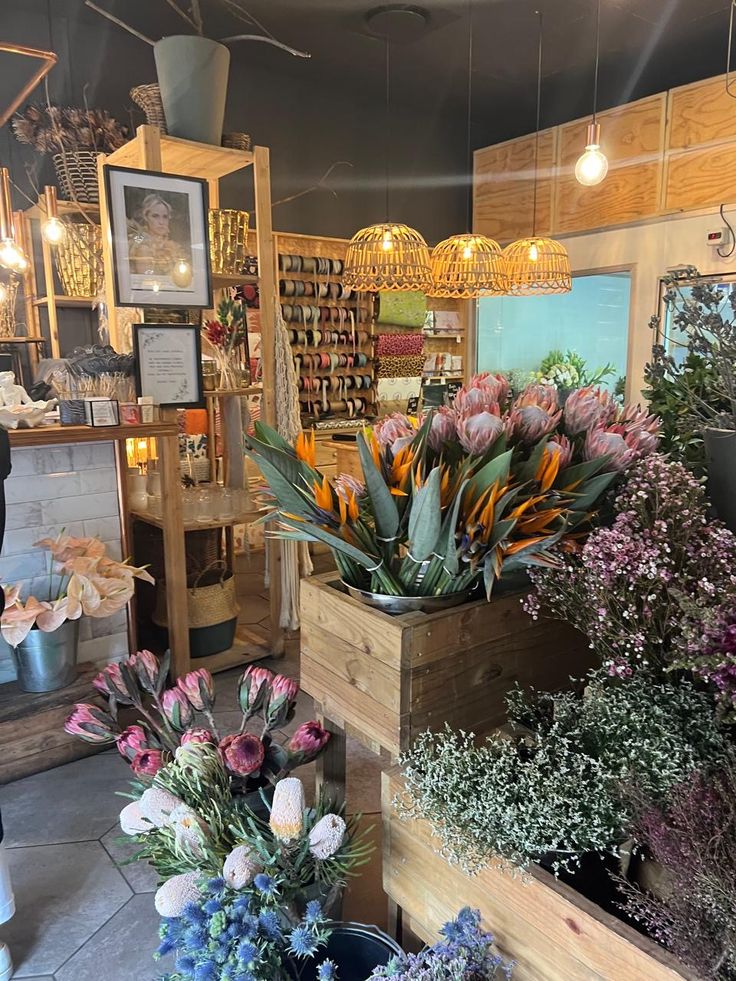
left=308, top=813, right=346, bottom=859
left=119, top=801, right=151, bottom=836
left=154, top=871, right=201, bottom=917
left=269, top=777, right=305, bottom=842
left=223, top=844, right=261, bottom=889
left=139, top=786, right=183, bottom=828
left=169, top=803, right=210, bottom=858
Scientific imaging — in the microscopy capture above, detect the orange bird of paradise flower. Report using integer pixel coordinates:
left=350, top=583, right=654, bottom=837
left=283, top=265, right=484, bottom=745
left=296, top=430, right=316, bottom=468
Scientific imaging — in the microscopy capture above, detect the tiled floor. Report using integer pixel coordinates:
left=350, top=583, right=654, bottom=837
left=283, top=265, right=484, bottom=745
left=0, top=655, right=384, bottom=980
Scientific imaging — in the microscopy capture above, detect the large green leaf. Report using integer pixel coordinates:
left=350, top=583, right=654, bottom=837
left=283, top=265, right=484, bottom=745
left=407, top=466, right=442, bottom=561
left=514, top=437, right=548, bottom=483
left=486, top=517, right=517, bottom=551
left=245, top=438, right=314, bottom=496
left=466, top=449, right=513, bottom=501
left=436, top=478, right=469, bottom=575
left=275, top=521, right=380, bottom=570
left=254, top=456, right=316, bottom=519
left=567, top=471, right=617, bottom=512
left=252, top=421, right=295, bottom=454
left=357, top=432, right=399, bottom=541
left=557, top=456, right=608, bottom=489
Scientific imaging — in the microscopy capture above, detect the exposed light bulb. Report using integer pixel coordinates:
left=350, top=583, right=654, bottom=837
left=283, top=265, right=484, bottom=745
left=42, top=216, right=66, bottom=245
left=575, top=123, right=608, bottom=187
left=0, top=239, right=24, bottom=271
left=528, top=241, right=539, bottom=262
left=177, top=260, right=189, bottom=275
left=381, top=228, right=394, bottom=252
left=14, top=253, right=28, bottom=273
left=462, top=243, right=474, bottom=260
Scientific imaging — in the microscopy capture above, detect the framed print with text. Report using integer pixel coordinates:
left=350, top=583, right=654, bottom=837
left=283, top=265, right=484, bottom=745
left=133, top=324, right=204, bottom=408
left=105, top=165, right=212, bottom=308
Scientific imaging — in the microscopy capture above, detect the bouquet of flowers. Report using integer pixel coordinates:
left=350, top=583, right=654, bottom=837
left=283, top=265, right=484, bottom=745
left=65, top=657, right=329, bottom=787
left=537, top=348, right=614, bottom=390
left=203, top=297, right=249, bottom=390
left=1, top=533, right=153, bottom=646
left=245, top=373, right=658, bottom=599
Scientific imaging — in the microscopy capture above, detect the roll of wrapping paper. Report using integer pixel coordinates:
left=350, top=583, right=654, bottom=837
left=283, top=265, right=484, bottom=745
left=377, top=354, right=425, bottom=378
left=376, top=290, right=427, bottom=328
left=376, top=332, right=424, bottom=356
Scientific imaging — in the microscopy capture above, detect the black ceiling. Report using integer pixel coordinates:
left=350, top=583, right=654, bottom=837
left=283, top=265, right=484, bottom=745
left=75, top=0, right=733, bottom=147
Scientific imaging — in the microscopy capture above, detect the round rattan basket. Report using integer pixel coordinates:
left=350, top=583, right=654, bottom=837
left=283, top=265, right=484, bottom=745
left=130, top=84, right=168, bottom=133
left=429, top=233, right=508, bottom=298
left=54, top=222, right=102, bottom=297
left=222, top=132, right=252, bottom=151
left=53, top=151, right=99, bottom=204
left=343, top=222, right=433, bottom=293
left=504, top=237, right=572, bottom=295
left=209, top=208, right=250, bottom=275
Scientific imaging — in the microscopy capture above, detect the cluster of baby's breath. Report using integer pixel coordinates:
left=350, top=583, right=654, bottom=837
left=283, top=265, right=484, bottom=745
left=397, top=672, right=728, bottom=875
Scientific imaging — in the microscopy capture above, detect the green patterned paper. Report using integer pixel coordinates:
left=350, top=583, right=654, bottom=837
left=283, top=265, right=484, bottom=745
left=377, top=290, right=427, bottom=328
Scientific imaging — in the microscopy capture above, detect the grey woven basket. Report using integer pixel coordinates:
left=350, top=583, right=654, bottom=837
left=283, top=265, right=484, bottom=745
left=130, top=83, right=168, bottom=133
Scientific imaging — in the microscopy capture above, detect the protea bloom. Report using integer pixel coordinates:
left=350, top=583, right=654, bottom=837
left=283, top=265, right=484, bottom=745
left=454, top=373, right=508, bottom=416
left=64, top=703, right=116, bottom=743
left=546, top=435, right=573, bottom=470
left=180, top=727, right=216, bottom=746
left=508, top=404, right=561, bottom=443
left=308, top=813, right=346, bottom=860
left=128, top=649, right=161, bottom=694
left=177, top=668, right=215, bottom=711
left=116, top=724, right=150, bottom=762
left=563, top=385, right=616, bottom=435
left=238, top=665, right=274, bottom=718
left=456, top=411, right=505, bottom=455
left=161, top=688, right=195, bottom=731
left=287, top=721, right=331, bottom=764
left=219, top=732, right=265, bottom=776
left=269, top=777, right=305, bottom=842
left=92, top=662, right=132, bottom=703
left=427, top=406, right=458, bottom=451
left=513, top=382, right=559, bottom=412
left=130, top=748, right=165, bottom=776
left=264, top=674, right=300, bottom=730
left=373, top=413, right=416, bottom=454
left=616, top=403, right=660, bottom=437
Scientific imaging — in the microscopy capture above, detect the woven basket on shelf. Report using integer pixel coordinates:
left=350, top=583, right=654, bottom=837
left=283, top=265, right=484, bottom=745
left=53, top=150, right=100, bottom=204
left=222, top=132, right=252, bottom=151
left=54, top=222, right=102, bottom=297
left=130, top=84, right=168, bottom=133
left=0, top=277, right=19, bottom=338
left=153, top=560, right=238, bottom=630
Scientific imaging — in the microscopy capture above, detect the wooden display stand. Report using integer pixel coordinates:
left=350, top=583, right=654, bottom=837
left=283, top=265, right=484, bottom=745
left=300, top=574, right=593, bottom=804
left=382, top=768, right=691, bottom=981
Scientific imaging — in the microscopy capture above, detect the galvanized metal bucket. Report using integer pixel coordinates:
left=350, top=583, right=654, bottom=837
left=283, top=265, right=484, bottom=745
left=12, top=620, right=79, bottom=693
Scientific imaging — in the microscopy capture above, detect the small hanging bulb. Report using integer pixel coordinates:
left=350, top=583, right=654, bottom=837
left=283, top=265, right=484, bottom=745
left=13, top=251, right=28, bottom=273
left=528, top=241, right=539, bottom=262
left=575, top=123, right=608, bottom=187
left=381, top=227, right=394, bottom=252
left=462, top=240, right=474, bottom=260
left=41, top=186, right=66, bottom=244
left=0, top=239, right=23, bottom=271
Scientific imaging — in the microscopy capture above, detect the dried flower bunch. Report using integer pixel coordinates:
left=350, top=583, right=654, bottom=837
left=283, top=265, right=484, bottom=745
left=245, top=373, right=658, bottom=599
left=370, top=907, right=514, bottom=980
left=12, top=104, right=128, bottom=154
left=65, top=658, right=329, bottom=785
left=203, top=298, right=247, bottom=353
left=619, top=763, right=736, bottom=980
left=525, top=454, right=736, bottom=677
left=1, top=533, right=153, bottom=646
left=398, top=671, right=727, bottom=874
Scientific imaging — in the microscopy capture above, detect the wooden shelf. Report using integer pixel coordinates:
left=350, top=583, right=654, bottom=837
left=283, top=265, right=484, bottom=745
left=33, top=295, right=96, bottom=308
left=130, top=508, right=263, bottom=531
left=203, top=387, right=262, bottom=398
left=106, top=134, right=253, bottom=179
left=194, top=626, right=270, bottom=674
left=0, top=337, right=46, bottom=345
left=8, top=421, right=178, bottom=447
left=212, top=272, right=259, bottom=289
left=24, top=199, right=100, bottom=220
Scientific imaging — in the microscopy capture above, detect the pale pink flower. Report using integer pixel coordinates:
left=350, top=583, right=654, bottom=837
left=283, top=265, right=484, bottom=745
left=454, top=373, right=508, bottom=416
left=180, top=727, right=215, bottom=746
left=177, top=668, right=215, bottom=711
left=287, top=721, right=331, bottom=763
left=93, top=662, right=131, bottom=701
left=238, top=665, right=273, bottom=717
left=373, top=413, right=416, bottom=454
left=116, top=724, right=149, bottom=761
left=427, top=406, right=458, bottom=451
left=264, top=674, right=299, bottom=729
left=513, top=382, right=559, bottom=412
left=563, top=386, right=616, bottom=435
left=128, top=649, right=161, bottom=693
left=162, top=688, right=195, bottom=730
left=546, top=435, right=573, bottom=470
left=456, top=411, right=505, bottom=455
left=508, top=404, right=561, bottom=443
left=64, top=702, right=116, bottom=743
left=0, top=594, right=46, bottom=646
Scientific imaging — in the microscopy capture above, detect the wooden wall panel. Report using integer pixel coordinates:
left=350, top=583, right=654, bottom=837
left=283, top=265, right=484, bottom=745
left=554, top=95, right=665, bottom=234
left=473, top=129, right=556, bottom=243
left=668, top=74, right=736, bottom=150
left=664, top=143, right=736, bottom=211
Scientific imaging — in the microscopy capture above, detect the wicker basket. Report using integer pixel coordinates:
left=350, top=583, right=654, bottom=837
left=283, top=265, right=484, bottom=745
left=0, top=276, right=19, bottom=338
left=153, top=560, right=239, bottom=630
left=222, top=132, right=252, bottom=151
left=53, top=150, right=100, bottom=204
left=130, top=84, right=168, bottom=133
left=54, top=222, right=102, bottom=297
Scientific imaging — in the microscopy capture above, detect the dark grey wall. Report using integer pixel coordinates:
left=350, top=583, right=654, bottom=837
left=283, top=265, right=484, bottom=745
left=0, top=0, right=468, bottom=242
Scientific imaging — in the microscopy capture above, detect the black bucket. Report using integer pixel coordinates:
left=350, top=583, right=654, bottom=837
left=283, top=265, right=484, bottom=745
left=291, top=922, right=403, bottom=981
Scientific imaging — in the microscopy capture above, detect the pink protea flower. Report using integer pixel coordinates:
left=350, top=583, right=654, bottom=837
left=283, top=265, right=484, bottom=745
left=287, top=721, right=331, bottom=763
left=116, top=724, right=150, bottom=762
left=454, top=373, right=508, bottom=416
left=180, top=727, right=216, bottom=746
left=130, top=749, right=165, bottom=777
left=269, top=777, right=305, bottom=842
left=546, top=435, right=573, bottom=470
left=64, top=703, right=116, bottom=743
left=563, top=386, right=616, bottom=435
left=513, top=382, right=559, bottom=413
left=127, top=649, right=161, bottom=694
left=584, top=427, right=636, bottom=472
left=456, top=411, right=505, bottom=455
left=373, top=413, right=416, bottom=454
left=219, top=733, right=265, bottom=776
left=92, top=662, right=132, bottom=703
left=237, top=665, right=273, bottom=718
left=335, top=473, right=366, bottom=503
left=616, top=403, right=660, bottom=436
left=427, top=406, right=458, bottom=451
left=264, top=674, right=299, bottom=729
left=508, top=404, right=561, bottom=443
left=161, top=688, right=195, bottom=731
left=177, top=668, right=215, bottom=711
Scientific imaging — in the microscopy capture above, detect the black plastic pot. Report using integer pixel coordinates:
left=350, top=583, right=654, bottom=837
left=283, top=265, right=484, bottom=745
left=704, top=427, right=736, bottom=533
left=289, top=922, right=403, bottom=981
left=538, top=850, right=625, bottom=916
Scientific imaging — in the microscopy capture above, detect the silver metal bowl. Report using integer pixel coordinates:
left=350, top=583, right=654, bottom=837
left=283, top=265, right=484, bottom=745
left=343, top=581, right=478, bottom=614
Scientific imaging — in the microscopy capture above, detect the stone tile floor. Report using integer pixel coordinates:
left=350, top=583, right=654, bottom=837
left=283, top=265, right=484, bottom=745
left=0, top=656, right=384, bottom=980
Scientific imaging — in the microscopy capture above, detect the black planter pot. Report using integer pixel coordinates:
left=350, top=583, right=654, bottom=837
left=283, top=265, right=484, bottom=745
left=704, top=427, right=736, bottom=533
left=538, top=850, right=625, bottom=916
left=288, top=922, right=403, bottom=981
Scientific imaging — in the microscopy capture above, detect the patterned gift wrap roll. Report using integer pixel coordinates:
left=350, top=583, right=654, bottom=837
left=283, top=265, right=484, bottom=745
left=377, top=354, right=425, bottom=378
left=376, top=290, right=427, bottom=328
left=376, top=332, right=425, bottom=356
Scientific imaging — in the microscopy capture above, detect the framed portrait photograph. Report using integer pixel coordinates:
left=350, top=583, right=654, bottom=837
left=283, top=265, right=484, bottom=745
left=105, top=165, right=212, bottom=308
left=133, top=324, right=204, bottom=408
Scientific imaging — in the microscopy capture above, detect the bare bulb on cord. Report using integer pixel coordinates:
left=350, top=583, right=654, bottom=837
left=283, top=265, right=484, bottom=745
left=528, top=241, right=539, bottom=263
left=381, top=228, right=393, bottom=252
left=42, top=216, right=66, bottom=245
left=575, top=122, right=608, bottom=187
left=0, top=240, right=24, bottom=272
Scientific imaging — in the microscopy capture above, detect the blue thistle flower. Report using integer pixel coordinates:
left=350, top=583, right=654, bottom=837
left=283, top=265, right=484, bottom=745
left=183, top=903, right=208, bottom=927
left=175, top=953, right=196, bottom=973
left=207, top=877, right=226, bottom=895
left=253, top=873, right=277, bottom=897
left=194, top=963, right=218, bottom=981
left=317, top=958, right=338, bottom=980
left=289, top=925, right=319, bottom=958
left=304, top=899, right=323, bottom=925
left=204, top=898, right=223, bottom=915
left=258, top=909, right=281, bottom=939
left=237, top=939, right=258, bottom=966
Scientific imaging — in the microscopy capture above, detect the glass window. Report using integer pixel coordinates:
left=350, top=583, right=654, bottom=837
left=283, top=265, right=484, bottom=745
left=660, top=274, right=736, bottom=364
left=476, top=271, right=631, bottom=391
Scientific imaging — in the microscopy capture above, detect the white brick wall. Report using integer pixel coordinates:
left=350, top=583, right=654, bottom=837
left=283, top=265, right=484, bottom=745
left=0, top=442, right=129, bottom=684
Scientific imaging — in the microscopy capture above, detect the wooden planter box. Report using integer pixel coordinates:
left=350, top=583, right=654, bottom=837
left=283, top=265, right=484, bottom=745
left=382, top=769, right=695, bottom=981
left=300, top=574, right=593, bottom=801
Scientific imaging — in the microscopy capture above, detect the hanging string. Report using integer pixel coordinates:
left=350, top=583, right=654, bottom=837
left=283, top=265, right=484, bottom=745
left=531, top=10, right=543, bottom=237
left=465, top=0, right=474, bottom=234
left=592, top=0, right=602, bottom=121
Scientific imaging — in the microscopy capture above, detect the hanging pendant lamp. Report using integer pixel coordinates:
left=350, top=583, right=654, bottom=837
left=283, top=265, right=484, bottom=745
left=429, top=0, right=506, bottom=298
left=505, top=12, right=571, bottom=296
left=344, top=33, right=431, bottom=292
left=0, top=167, right=28, bottom=273
left=575, top=0, right=608, bottom=186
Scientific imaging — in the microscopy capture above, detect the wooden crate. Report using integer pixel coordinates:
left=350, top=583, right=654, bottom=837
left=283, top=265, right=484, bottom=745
left=382, top=769, right=694, bottom=981
left=300, top=574, right=593, bottom=800
left=0, top=662, right=105, bottom=784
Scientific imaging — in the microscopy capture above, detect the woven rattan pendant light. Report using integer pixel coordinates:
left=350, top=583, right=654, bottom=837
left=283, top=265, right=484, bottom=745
left=429, top=0, right=506, bottom=299
left=505, top=12, right=571, bottom=296
left=344, top=33, right=431, bottom=293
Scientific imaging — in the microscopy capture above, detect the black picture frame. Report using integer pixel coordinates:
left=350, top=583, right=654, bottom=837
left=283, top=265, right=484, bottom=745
left=104, top=164, right=212, bottom=309
left=133, top=323, right=204, bottom=408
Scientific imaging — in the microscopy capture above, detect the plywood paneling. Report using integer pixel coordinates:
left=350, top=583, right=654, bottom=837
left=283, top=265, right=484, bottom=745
left=473, top=129, right=556, bottom=243
left=558, top=95, right=665, bottom=167
left=668, top=74, right=736, bottom=150
left=664, top=143, right=736, bottom=211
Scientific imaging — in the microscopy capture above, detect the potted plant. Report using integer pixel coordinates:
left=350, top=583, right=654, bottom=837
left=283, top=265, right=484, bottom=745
left=12, top=104, right=128, bottom=203
left=1, top=533, right=153, bottom=692
left=245, top=373, right=659, bottom=613
left=648, top=268, right=736, bottom=530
